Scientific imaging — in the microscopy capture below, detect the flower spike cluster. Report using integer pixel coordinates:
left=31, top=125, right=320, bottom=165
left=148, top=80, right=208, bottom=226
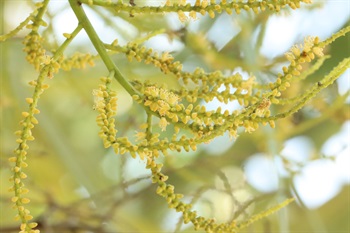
left=93, top=73, right=118, bottom=149
left=79, top=0, right=313, bottom=22
left=22, top=1, right=50, bottom=71
left=146, top=155, right=295, bottom=232
left=9, top=65, right=52, bottom=233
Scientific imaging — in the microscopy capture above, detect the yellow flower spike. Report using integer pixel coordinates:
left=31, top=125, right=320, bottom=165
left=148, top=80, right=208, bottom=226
left=63, top=33, right=72, bottom=39
left=20, top=188, right=29, bottom=194
left=208, top=10, right=215, bottom=18
left=30, top=117, right=39, bottom=125
left=27, top=135, right=35, bottom=141
left=41, top=84, right=50, bottom=89
left=172, top=114, right=179, bottom=123
left=159, top=117, right=169, bottom=131
left=22, top=112, right=30, bottom=118
left=279, top=85, right=287, bottom=91
left=285, top=74, right=293, bottom=80
left=201, top=0, right=209, bottom=8
left=14, top=212, right=21, bottom=219
left=21, top=198, right=31, bottom=204
left=28, top=223, right=38, bottom=228
left=25, top=215, right=33, bottom=221
left=179, top=0, right=187, bottom=6
left=20, top=223, right=27, bottom=231
left=8, top=157, right=17, bottom=162
left=177, top=10, right=187, bottom=22
left=16, top=139, right=23, bottom=144
left=150, top=102, right=159, bottom=112
left=13, top=166, right=21, bottom=172
left=314, top=36, right=320, bottom=44
left=312, top=47, right=324, bottom=57
left=25, top=98, right=34, bottom=104
left=33, top=108, right=40, bottom=114
left=291, top=45, right=301, bottom=56
left=189, top=11, right=197, bottom=20
left=292, top=70, right=301, bottom=76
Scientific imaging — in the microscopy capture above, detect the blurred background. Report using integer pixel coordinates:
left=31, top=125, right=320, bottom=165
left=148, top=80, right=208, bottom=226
left=1, top=0, right=349, bottom=232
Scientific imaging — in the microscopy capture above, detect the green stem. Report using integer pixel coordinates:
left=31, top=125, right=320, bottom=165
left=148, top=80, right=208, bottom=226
left=52, top=25, right=83, bottom=61
left=36, top=0, right=50, bottom=19
left=146, top=113, right=153, bottom=140
left=68, top=0, right=139, bottom=97
left=0, top=14, right=33, bottom=42
left=319, top=25, right=350, bottom=48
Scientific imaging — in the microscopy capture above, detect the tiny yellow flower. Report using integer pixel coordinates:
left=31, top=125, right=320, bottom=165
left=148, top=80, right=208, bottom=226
left=159, top=117, right=169, bottom=131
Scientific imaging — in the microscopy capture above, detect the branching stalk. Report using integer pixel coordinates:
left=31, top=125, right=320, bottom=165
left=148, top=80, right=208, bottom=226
left=68, top=0, right=139, bottom=97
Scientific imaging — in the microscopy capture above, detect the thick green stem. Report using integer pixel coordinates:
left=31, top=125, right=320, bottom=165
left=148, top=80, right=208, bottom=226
left=68, top=0, right=139, bottom=97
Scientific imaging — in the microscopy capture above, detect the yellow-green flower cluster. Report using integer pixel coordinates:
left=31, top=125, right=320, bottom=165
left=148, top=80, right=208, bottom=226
left=285, top=36, right=323, bottom=64
left=238, top=36, right=326, bottom=128
left=121, top=42, right=180, bottom=75
left=59, top=53, right=95, bottom=71
left=144, top=86, right=180, bottom=112
left=267, top=36, right=324, bottom=100
left=23, top=32, right=47, bottom=71
left=22, top=1, right=49, bottom=71
left=93, top=76, right=118, bottom=148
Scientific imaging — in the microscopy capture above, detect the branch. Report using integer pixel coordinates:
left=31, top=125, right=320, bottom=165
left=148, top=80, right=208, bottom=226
left=68, top=0, right=139, bottom=97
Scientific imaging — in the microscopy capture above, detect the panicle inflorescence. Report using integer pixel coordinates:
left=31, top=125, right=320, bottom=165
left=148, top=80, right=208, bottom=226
left=7, top=0, right=350, bottom=232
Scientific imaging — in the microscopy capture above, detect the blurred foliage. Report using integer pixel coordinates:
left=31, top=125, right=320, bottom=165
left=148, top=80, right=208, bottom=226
left=1, top=0, right=349, bottom=232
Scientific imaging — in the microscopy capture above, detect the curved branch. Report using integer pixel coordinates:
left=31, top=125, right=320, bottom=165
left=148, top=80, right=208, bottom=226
left=68, top=0, right=139, bottom=97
